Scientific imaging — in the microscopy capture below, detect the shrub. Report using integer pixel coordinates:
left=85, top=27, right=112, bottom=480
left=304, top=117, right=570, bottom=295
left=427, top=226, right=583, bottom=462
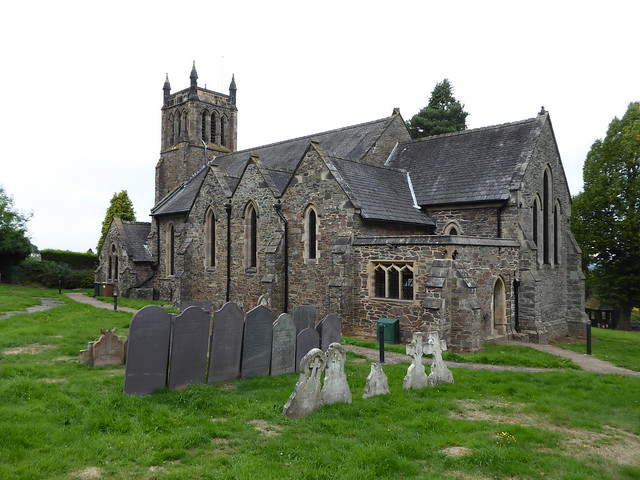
left=40, top=249, right=98, bottom=270
left=11, top=258, right=93, bottom=289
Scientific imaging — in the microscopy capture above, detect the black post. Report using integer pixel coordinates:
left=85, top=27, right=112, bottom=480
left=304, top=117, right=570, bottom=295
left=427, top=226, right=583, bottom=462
left=58, top=279, right=62, bottom=295
left=586, top=322, right=592, bottom=355
left=378, top=323, right=385, bottom=364
left=113, top=293, right=118, bottom=311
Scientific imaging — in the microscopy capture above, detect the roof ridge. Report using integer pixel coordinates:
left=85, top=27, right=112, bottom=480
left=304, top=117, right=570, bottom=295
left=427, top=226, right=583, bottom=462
left=219, top=116, right=392, bottom=158
left=405, top=116, right=539, bottom=143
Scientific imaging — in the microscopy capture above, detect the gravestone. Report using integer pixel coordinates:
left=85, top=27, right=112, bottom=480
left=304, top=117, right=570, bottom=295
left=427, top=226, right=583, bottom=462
left=315, top=314, right=341, bottom=351
left=425, top=331, right=454, bottom=386
left=293, top=305, right=316, bottom=335
left=180, top=300, right=213, bottom=315
left=79, top=328, right=126, bottom=367
left=271, top=313, right=296, bottom=375
left=241, top=305, right=274, bottom=378
left=363, top=362, right=390, bottom=399
left=403, top=332, right=428, bottom=390
left=168, top=307, right=210, bottom=389
left=296, top=327, right=320, bottom=372
left=282, top=348, right=326, bottom=419
left=321, top=343, right=352, bottom=405
left=124, top=306, right=171, bottom=395
left=208, top=302, right=245, bottom=383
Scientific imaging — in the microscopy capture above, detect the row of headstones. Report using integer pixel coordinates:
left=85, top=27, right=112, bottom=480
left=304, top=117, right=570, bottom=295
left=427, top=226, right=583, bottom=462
left=124, top=302, right=341, bottom=396
left=283, top=331, right=454, bottom=419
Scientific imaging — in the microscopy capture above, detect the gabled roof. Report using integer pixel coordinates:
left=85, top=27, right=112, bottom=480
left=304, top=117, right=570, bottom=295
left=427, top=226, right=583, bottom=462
left=388, top=114, right=545, bottom=206
left=327, top=156, right=435, bottom=227
left=151, top=165, right=208, bottom=216
left=121, top=221, right=152, bottom=262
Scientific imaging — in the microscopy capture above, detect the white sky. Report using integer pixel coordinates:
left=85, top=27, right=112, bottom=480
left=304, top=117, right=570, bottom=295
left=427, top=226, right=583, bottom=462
left=0, top=0, right=638, bottom=253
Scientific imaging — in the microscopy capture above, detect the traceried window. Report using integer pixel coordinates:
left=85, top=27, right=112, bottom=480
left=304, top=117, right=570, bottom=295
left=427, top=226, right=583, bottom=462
left=244, top=203, right=258, bottom=270
left=166, top=223, right=175, bottom=276
left=305, top=207, right=318, bottom=261
left=221, top=115, right=228, bottom=147
left=211, top=112, right=218, bottom=144
left=204, top=208, right=216, bottom=268
left=372, top=262, right=414, bottom=301
left=201, top=110, right=209, bottom=143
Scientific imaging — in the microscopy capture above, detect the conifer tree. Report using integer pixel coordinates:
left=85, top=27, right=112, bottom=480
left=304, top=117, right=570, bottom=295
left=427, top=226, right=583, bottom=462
left=97, top=190, right=136, bottom=253
left=407, top=79, right=469, bottom=138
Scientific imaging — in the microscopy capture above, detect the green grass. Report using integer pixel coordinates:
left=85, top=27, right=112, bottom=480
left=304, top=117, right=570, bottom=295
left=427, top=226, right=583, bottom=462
left=0, top=285, right=65, bottom=313
left=0, top=285, right=639, bottom=479
left=561, top=327, right=640, bottom=372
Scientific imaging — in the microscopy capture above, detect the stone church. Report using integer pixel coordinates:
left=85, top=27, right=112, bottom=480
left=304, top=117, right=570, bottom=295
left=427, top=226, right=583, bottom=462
left=96, top=63, right=588, bottom=351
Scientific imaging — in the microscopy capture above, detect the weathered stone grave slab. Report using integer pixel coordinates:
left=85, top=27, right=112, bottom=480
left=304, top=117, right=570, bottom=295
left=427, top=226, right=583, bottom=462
left=271, top=313, right=296, bottom=376
left=124, top=306, right=171, bottom=395
left=403, top=332, right=428, bottom=390
left=425, top=331, right=454, bottom=386
left=321, top=343, right=351, bottom=405
left=208, top=302, right=245, bottom=383
left=293, top=305, right=316, bottom=335
left=296, top=327, right=320, bottom=372
left=79, top=328, right=125, bottom=367
left=315, top=313, right=341, bottom=351
left=283, top=348, right=326, bottom=419
left=180, top=301, right=213, bottom=315
left=363, top=362, right=390, bottom=399
left=168, top=307, right=210, bottom=389
left=241, top=305, right=274, bottom=378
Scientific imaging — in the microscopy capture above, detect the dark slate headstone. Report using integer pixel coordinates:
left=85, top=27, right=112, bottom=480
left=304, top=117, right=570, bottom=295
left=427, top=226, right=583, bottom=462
left=124, top=306, right=171, bottom=395
left=208, top=302, right=245, bottom=383
left=316, top=314, right=342, bottom=351
left=180, top=301, right=213, bottom=316
left=271, top=313, right=296, bottom=376
left=168, top=307, right=210, bottom=389
left=241, top=305, right=274, bottom=378
left=293, top=305, right=316, bottom=335
left=296, top=327, right=320, bottom=372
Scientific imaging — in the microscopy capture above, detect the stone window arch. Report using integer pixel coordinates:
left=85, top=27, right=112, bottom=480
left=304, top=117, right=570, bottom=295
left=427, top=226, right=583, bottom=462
left=174, top=110, right=181, bottom=143
left=201, top=109, right=210, bottom=143
left=108, top=243, right=119, bottom=281
left=543, top=167, right=553, bottom=264
left=211, top=111, right=218, bottom=144
left=444, top=221, right=462, bottom=235
left=221, top=114, right=228, bottom=147
left=168, top=112, right=175, bottom=146
left=532, top=194, right=542, bottom=254
left=554, top=200, right=562, bottom=265
left=181, top=110, right=188, bottom=139
left=244, top=203, right=258, bottom=271
left=304, top=205, right=319, bottom=261
left=204, top=207, right=216, bottom=268
left=492, top=276, right=507, bottom=335
left=166, top=223, right=175, bottom=276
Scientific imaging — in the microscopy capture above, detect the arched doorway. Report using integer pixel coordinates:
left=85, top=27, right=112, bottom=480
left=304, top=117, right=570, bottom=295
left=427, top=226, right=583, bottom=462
left=493, top=277, right=507, bottom=336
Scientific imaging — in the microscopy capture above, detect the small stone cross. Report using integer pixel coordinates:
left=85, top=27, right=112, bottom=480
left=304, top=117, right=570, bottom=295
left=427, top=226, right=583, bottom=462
left=309, top=356, right=324, bottom=379
left=403, top=332, right=428, bottom=389
left=425, top=331, right=454, bottom=386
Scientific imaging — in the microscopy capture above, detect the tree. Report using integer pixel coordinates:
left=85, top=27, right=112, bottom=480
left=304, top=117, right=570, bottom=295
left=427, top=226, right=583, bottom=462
left=406, top=79, right=469, bottom=138
left=0, top=185, right=32, bottom=279
left=97, top=190, right=136, bottom=253
left=570, top=102, right=640, bottom=330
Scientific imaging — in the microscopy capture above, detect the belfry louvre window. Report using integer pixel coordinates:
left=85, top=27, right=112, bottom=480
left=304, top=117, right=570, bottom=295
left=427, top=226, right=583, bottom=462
left=372, top=262, right=414, bottom=300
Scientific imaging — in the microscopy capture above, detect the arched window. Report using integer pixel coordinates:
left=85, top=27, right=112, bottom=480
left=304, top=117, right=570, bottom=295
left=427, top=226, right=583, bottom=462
left=493, top=277, right=507, bottom=335
left=244, top=204, right=258, bottom=270
left=166, top=223, right=175, bottom=276
left=543, top=168, right=552, bottom=264
left=205, top=208, right=216, bottom=268
left=554, top=201, right=561, bottom=265
left=372, top=262, right=414, bottom=300
left=174, top=111, right=181, bottom=142
left=168, top=113, right=175, bottom=146
left=201, top=110, right=209, bottom=143
left=444, top=222, right=461, bottom=235
left=221, top=115, right=228, bottom=147
left=181, top=110, right=188, bottom=139
left=211, top=112, right=218, bottom=144
left=305, top=207, right=318, bottom=260
left=108, top=244, right=118, bottom=280
left=532, top=195, right=541, bottom=250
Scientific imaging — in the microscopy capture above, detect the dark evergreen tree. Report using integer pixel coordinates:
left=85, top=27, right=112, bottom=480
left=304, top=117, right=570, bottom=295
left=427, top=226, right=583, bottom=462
left=407, top=79, right=469, bottom=138
left=97, top=190, right=136, bottom=253
left=0, top=185, right=32, bottom=279
left=570, top=102, right=640, bottom=330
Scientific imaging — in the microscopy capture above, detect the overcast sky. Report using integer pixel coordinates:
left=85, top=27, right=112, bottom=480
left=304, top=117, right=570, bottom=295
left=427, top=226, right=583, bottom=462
left=1, top=0, right=638, bottom=253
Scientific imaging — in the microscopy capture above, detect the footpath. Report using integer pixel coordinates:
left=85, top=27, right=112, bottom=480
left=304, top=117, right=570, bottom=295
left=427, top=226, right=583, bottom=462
left=60, top=293, right=640, bottom=378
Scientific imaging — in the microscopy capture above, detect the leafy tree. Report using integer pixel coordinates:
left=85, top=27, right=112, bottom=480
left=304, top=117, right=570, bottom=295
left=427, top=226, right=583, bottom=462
left=0, top=185, right=32, bottom=280
left=407, top=79, right=469, bottom=138
left=571, top=102, right=640, bottom=330
left=97, top=190, right=136, bottom=253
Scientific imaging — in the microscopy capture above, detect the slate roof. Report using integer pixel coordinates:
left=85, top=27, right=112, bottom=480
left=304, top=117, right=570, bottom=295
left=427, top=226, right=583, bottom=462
left=211, top=116, right=394, bottom=196
left=388, top=115, right=544, bottom=206
left=328, top=157, right=435, bottom=226
left=121, top=221, right=152, bottom=262
left=151, top=165, right=208, bottom=216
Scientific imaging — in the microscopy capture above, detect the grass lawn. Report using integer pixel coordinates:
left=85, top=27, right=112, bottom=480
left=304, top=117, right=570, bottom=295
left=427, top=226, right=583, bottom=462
left=0, top=285, right=639, bottom=479
left=561, top=327, right=640, bottom=372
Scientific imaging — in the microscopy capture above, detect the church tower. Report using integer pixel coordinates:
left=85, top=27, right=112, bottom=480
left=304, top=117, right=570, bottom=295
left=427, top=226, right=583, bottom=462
left=155, top=62, right=238, bottom=203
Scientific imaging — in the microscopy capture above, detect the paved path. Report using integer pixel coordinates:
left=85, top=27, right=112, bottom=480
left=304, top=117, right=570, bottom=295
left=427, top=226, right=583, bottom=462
left=64, top=292, right=139, bottom=314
